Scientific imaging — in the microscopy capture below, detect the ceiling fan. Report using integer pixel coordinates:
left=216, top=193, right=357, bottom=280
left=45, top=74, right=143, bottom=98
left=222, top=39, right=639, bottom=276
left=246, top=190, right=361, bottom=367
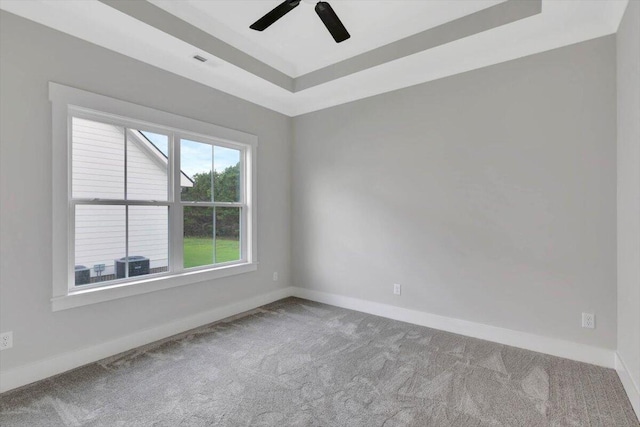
left=250, top=0, right=351, bottom=43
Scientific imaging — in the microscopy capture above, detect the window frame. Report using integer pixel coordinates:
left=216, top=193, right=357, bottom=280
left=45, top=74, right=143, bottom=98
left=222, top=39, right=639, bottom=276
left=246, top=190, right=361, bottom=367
left=50, top=83, right=258, bottom=311
left=176, top=132, right=249, bottom=272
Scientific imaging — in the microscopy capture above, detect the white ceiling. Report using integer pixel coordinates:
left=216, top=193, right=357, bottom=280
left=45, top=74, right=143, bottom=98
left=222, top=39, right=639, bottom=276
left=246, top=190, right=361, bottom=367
left=0, top=0, right=629, bottom=116
left=150, top=0, right=506, bottom=77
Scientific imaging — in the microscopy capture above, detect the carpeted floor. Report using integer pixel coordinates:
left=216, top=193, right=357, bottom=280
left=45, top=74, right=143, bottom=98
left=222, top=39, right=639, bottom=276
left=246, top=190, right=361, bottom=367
left=0, top=297, right=637, bottom=426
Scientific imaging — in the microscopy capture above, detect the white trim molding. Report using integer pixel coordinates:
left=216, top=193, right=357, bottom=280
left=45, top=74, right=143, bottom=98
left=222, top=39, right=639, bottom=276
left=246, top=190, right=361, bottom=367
left=2, top=287, right=623, bottom=396
left=616, top=352, right=640, bottom=420
left=49, top=82, right=259, bottom=311
left=290, top=287, right=616, bottom=369
left=52, top=263, right=258, bottom=311
left=1, top=287, right=294, bottom=394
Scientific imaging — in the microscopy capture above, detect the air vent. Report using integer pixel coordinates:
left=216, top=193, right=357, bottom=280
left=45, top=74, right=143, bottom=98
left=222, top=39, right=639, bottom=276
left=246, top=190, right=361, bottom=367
left=193, top=55, right=208, bottom=63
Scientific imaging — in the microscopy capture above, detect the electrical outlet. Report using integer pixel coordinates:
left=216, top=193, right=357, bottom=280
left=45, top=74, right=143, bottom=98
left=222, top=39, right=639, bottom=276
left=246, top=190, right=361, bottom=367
left=273, top=272, right=278, bottom=281
left=582, top=313, right=595, bottom=329
left=0, top=332, right=13, bottom=350
left=393, top=284, right=401, bottom=296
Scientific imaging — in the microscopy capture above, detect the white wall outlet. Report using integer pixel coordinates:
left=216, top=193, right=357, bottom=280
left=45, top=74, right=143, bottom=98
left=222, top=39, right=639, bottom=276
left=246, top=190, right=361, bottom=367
left=273, top=272, right=278, bottom=281
left=582, top=313, right=595, bottom=329
left=0, top=331, right=13, bottom=350
left=393, top=283, right=401, bottom=296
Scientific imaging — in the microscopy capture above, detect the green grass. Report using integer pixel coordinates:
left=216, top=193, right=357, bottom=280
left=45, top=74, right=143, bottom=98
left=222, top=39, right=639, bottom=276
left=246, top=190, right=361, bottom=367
left=183, top=237, right=240, bottom=269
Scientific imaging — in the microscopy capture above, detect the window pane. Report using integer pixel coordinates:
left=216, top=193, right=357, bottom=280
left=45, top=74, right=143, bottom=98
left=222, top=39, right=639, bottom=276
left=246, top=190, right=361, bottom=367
left=128, top=206, right=168, bottom=276
left=183, top=206, right=241, bottom=268
left=72, top=117, right=124, bottom=199
left=140, top=131, right=168, bottom=157
left=180, top=139, right=212, bottom=202
left=183, top=206, right=214, bottom=268
left=215, top=207, right=241, bottom=263
left=74, top=205, right=125, bottom=286
left=213, top=146, right=241, bottom=202
left=126, top=130, right=169, bottom=201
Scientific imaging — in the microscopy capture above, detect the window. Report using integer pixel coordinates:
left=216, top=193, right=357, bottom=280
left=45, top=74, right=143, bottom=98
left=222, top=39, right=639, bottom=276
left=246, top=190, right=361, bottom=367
left=50, top=83, right=257, bottom=310
left=180, top=139, right=244, bottom=269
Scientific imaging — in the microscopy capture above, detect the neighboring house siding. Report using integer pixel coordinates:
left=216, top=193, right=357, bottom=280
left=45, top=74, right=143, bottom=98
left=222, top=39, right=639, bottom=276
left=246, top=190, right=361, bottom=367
left=127, top=205, right=168, bottom=270
left=73, top=118, right=169, bottom=277
left=126, top=133, right=168, bottom=201
left=75, top=204, right=126, bottom=276
left=72, top=118, right=124, bottom=199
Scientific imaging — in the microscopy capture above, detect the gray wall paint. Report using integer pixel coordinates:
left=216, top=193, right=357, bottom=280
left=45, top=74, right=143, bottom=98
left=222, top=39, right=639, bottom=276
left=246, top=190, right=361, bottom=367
left=617, top=0, right=640, bottom=393
left=293, top=36, right=617, bottom=349
left=0, top=11, right=292, bottom=371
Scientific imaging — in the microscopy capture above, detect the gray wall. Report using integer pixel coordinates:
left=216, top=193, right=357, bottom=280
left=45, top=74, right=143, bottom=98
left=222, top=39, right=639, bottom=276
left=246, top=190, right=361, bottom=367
left=0, top=11, right=292, bottom=372
left=617, top=0, right=640, bottom=394
left=293, top=36, right=617, bottom=349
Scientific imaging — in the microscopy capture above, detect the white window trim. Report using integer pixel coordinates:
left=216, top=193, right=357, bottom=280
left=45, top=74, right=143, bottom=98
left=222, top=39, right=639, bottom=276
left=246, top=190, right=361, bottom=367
left=50, top=82, right=258, bottom=311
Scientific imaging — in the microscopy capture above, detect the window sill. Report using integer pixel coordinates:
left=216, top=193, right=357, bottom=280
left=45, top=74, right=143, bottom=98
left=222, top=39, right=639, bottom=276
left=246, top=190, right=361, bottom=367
left=51, top=262, right=258, bottom=311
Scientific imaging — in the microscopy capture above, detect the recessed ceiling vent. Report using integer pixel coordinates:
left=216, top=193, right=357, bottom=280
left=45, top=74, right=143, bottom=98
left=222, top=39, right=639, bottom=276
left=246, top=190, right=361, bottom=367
left=193, top=55, right=208, bottom=63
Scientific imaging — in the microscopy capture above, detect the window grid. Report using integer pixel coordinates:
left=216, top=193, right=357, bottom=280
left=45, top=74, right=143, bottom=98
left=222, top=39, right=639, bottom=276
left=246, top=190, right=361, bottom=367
left=177, top=134, right=246, bottom=270
left=68, top=111, right=249, bottom=291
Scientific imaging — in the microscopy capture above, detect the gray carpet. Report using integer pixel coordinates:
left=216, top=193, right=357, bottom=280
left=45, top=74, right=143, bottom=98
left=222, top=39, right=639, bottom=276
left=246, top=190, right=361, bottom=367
left=0, top=297, right=637, bottom=426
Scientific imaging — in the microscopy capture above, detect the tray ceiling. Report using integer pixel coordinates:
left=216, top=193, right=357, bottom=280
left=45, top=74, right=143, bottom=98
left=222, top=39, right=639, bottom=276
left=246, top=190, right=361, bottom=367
left=0, top=0, right=628, bottom=116
left=150, top=0, right=506, bottom=77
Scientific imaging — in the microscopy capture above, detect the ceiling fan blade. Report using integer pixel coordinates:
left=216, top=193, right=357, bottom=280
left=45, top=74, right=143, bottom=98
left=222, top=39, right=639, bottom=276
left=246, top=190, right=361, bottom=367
left=250, top=0, right=300, bottom=31
left=315, top=1, right=350, bottom=43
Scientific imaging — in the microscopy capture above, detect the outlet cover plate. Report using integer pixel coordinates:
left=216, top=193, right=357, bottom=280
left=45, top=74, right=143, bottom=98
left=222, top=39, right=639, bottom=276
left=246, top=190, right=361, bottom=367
left=582, top=313, right=595, bottom=329
left=393, top=284, right=401, bottom=296
left=0, top=331, right=13, bottom=350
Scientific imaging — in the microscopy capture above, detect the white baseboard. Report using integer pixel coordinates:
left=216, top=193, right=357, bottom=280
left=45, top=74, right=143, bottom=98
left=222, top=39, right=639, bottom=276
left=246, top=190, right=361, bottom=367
left=0, top=285, right=622, bottom=397
left=616, top=352, right=640, bottom=420
left=0, top=286, right=295, bottom=393
left=291, top=287, right=616, bottom=369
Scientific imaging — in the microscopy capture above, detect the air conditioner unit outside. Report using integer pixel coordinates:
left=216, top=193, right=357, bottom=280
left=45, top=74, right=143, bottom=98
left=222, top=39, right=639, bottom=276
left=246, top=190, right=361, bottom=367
left=115, top=256, right=150, bottom=279
left=75, top=265, right=90, bottom=285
